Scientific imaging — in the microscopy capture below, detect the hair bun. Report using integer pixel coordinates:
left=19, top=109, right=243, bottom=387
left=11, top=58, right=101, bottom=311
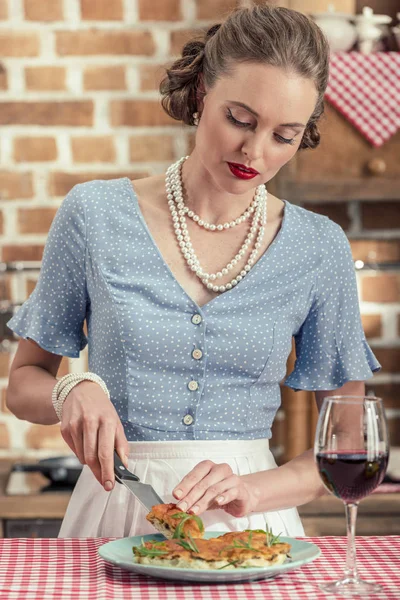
left=205, top=23, right=222, bottom=40
left=182, top=40, right=205, bottom=59
left=300, top=120, right=321, bottom=150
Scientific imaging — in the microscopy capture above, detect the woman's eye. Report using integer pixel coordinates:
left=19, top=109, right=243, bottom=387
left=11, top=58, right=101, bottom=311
left=226, top=109, right=250, bottom=128
left=275, top=134, right=295, bottom=145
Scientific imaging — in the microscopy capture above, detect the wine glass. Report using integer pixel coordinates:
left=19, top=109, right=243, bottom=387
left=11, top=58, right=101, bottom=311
left=314, top=395, right=389, bottom=596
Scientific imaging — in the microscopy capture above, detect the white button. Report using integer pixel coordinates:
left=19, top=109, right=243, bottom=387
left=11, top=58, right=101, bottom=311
left=188, top=380, right=199, bottom=391
left=191, top=314, right=202, bottom=325
left=183, top=414, right=194, bottom=426
left=192, top=349, right=203, bottom=360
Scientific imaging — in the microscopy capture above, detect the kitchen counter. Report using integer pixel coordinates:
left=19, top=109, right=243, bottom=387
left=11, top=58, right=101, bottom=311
left=298, top=489, right=400, bottom=535
left=1, top=459, right=400, bottom=537
left=0, top=459, right=70, bottom=537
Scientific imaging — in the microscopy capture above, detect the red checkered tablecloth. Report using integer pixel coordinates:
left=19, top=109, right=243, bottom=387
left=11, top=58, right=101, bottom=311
left=0, top=536, right=399, bottom=599
left=325, top=52, right=400, bottom=147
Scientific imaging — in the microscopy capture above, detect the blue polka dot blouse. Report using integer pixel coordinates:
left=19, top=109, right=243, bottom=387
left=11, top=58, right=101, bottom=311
left=8, top=178, right=381, bottom=441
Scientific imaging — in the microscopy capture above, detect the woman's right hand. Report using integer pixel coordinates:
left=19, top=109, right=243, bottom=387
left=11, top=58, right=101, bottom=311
left=60, top=380, right=130, bottom=492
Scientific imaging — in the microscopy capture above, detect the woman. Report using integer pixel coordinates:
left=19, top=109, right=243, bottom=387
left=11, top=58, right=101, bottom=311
left=6, top=5, right=379, bottom=538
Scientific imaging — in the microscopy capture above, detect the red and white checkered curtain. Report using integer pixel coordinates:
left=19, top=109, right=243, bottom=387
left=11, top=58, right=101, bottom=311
left=325, top=52, right=400, bottom=147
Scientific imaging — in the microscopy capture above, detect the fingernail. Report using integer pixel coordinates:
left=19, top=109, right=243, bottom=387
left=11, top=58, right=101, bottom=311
left=177, top=501, right=187, bottom=511
left=124, top=454, right=129, bottom=468
left=104, top=480, right=113, bottom=491
left=174, top=488, right=183, bottom=499
left=216, top=496, right=225, bottom=504
left=191, top=505, right=199, bottom=514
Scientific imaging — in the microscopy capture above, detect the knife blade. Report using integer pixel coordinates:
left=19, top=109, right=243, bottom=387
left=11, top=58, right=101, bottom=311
left=113, top=450, right=164, bottom=512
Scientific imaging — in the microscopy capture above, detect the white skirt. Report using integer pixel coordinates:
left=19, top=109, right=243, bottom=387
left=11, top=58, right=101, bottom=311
left=58, top=439, right=305, bottom=538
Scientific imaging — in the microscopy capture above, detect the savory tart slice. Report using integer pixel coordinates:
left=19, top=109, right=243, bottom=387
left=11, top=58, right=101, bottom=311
left=133, top=530, right=291, bottom=570
left=146, top=503, right=205, bottom=539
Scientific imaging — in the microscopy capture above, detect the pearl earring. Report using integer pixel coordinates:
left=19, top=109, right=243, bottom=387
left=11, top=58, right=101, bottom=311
left=193, top=112, right=199, bottom=126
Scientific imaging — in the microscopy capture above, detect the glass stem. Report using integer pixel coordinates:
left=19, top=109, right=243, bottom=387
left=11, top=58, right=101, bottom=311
left=344, top=502, right=359, bottom=581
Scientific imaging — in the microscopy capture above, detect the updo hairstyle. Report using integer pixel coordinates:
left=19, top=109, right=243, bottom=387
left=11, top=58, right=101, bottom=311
left=159, top=4, right=330, bottom=150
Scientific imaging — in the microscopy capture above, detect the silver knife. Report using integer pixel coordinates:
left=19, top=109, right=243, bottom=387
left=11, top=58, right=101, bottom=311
left=114, top=450, right=164, bottom=512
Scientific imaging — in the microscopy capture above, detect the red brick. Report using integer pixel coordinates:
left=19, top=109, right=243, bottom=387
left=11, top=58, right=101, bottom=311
left=0, top=423, right=10, bottom=449
left=290, top=0, right=361, bottom=14
left=0, top=102, right=93, bottom=126
left=14, top=137, right=57, bottom=162
left=365, top=383, right=400, bottom=410
left=170, top=29, right=203, bottom=55
left=0, top=172, right=34, bottom=200
left=110, top=100, right=178, bottom=127
left=0, top=65, right=7, bottom=90
left=139, top=63, right=167, bottom=92
left=138, top=0, right=181, bottom=21
left=0, top=274, right=11, bottom=301
left=81, top=0, right=123, bottom=20
left=18, top=208, right=57, bottom=235
left=302, top=202, right=350, bottom=231
left=0, top=32, right=40, bottom=57
left=196, top=0, right=238, bottom=19
left=24, top=0, right=63, bottom=21
left=387, top=417, right=400, bottom=446
left=129, top=135, right=175, bottom=162
left=48, top=171, right=150, bottom=197
left=1, top=388, right=11, bottom=414
left=26, top=278, right=37, bottom=297
left=361, top=274, right=400, bottom=303
left=350, top=240, right=400, bottom=263
left=25, top=424, right=69, bottom=450
left=371, top=347, right=400, bottom=374
left=56, top=30, right=155, bottom=56
left=2, top=245, right=44, bottom=262
left=71, top=136, right=116, bottom=163
left=361, top=201, right=400, bottom=230
left=25, top=66, right=66, bottom=91
left=83, top=65, right=126, bottom=91
left=361, top=314, right=382, bottom=338
left=0, top=0, right=8, bottom=19
left=0, top=353, right=10, bottom=378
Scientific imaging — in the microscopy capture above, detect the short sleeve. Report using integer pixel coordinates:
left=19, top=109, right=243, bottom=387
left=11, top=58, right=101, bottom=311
left=7, top=184, right=88, bottom=358
left=284, top=219, right=381, bottom=391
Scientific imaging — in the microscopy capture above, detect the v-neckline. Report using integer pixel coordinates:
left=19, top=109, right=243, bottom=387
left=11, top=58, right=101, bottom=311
left=123, top=177, right=289, bottom=312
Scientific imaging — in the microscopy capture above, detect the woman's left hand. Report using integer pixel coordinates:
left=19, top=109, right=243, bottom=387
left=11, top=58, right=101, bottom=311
left=172, top=460, right=259, bottom=517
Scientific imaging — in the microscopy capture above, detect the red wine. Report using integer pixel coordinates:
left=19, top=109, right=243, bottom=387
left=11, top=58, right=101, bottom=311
left=316, top=451, right=389, bottom=503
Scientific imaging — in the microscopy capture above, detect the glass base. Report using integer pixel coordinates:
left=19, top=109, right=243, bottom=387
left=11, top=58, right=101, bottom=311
left=319, top=577, right=384, bottom=596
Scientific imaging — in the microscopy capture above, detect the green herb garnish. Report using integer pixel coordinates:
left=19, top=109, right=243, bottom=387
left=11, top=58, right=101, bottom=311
left=174, top=533, right=199, bottom=553
left=264, top=523, right=282, bottom=547
left=134, top=537, right=169, bottom=558
left=245, top=523, right=283, bottom=547
left=219, top=531, right=259, bottom=554
left=171, top=512, right=204, bottom=539
left=218, top=560, right=240, bottom=570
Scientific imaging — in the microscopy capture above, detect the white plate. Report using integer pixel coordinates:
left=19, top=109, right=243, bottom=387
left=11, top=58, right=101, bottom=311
left=99, top=531, right=321, bottom=583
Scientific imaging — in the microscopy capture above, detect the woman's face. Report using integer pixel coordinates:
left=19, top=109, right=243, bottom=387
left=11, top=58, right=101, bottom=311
left=195, top=61, right=318, bottom=191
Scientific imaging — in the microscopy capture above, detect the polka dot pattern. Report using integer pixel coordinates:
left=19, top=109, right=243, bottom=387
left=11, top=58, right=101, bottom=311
left=8, top=178, right=381, bottom=441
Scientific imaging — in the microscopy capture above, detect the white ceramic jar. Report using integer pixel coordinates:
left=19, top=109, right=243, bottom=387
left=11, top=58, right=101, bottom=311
left=312, top=4, right=357, bottom=52
left=354, top=7, right=392, bottom=54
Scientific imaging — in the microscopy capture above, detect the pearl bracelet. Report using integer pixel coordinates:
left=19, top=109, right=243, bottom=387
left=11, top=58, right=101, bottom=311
left=52, top=372, right=110, bottom=422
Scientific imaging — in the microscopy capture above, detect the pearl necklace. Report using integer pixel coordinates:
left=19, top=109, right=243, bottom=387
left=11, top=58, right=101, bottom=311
left=166, top=157, right=267, bottom=294
left=176, top=157, right=259, bottom=231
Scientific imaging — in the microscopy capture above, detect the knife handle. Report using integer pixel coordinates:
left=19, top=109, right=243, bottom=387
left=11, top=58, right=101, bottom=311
left=114, top=450, right=140, bottom=484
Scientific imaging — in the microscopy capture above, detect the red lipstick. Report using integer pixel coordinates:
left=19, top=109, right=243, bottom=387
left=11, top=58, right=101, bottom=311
left=227, top=162, right=259, bottom=180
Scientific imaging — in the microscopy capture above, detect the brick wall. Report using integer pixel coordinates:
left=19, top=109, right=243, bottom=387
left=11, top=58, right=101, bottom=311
left=299, top=202, right=400, bottom=450
left=3, top=0, right=399, bottom=459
